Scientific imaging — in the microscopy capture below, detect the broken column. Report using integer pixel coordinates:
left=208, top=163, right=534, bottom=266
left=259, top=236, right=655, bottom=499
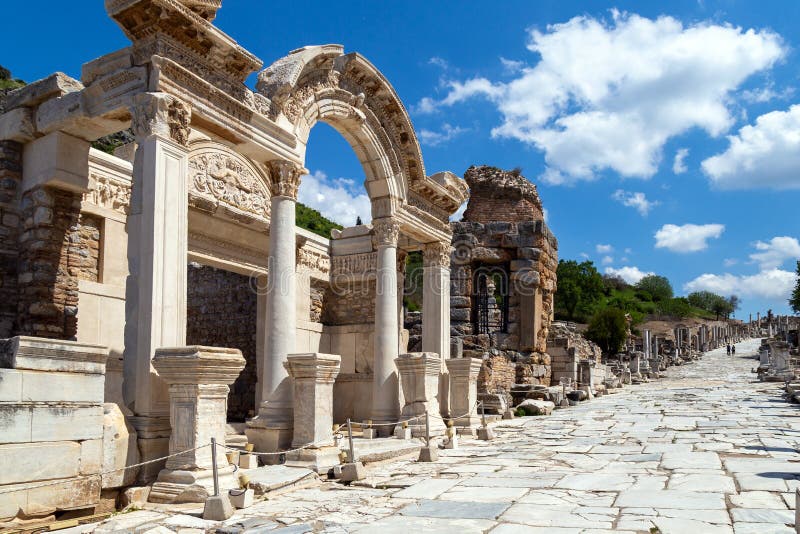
left=446, top=357, right=483, bottom=434
left=284, top=353, right=342, bottom=473
left=396, top=352, right=445, bottom=437
left=149, top=346, right=245, bottom=504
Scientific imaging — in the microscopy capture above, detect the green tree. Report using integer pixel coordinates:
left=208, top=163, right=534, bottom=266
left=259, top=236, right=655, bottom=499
left=554, top=260, right=605, bottom=322
left=295, top=202, right=342, bottom=238
left=656, top=297, right=693, bottom=318
left=790, top=261, right=800, bottom=314
left=635, top=275, right=673, bottom=302
left=585, top=308, right=629, bottom=355
left=687, top=291, right=719, bottom=311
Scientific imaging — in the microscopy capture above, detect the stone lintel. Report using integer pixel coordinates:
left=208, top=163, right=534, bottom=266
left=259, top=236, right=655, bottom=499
left=0, top=336, right=109, bottom=375
left=4, top=73, right=84, bottom=111
left=395, top=352, right=442, bottom=376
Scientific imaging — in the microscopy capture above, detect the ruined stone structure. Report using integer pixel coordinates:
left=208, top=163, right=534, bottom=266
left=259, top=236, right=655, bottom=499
left=0, top=0, right=469, bottom=524
left=450, top=166, right=558, bottom=409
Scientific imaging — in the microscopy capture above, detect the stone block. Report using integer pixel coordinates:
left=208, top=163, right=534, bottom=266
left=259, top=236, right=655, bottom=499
left=451, top=309, right=471, bottom=322
left=4, top=73, right=83, bottom=110
left=22, top=132, right=91, bottom=193
left=20, top=370, right=104, bottom=403
left=0, top=336, right=108, bottom=374
left=30, top=405, right=104, bottom=442
left=80, top=439, right=103, bottom=475
left=102, top=403, right=139, bottom=489
left=450, top=296, right=470, bottom=308
left=25, top=475, right=101, bottom=517
left=0, top=441, right=80, bottom=485
left=0, top=405, right=33, bottom=443
left=203, top=494, right=234, bottom=521
left=518, top=247, right=542, bottom=260
left=417, top=446, right=439, bottom=462
left=239, top=454, right=258, bottom=469
left=120, top=486, right=151, bottom=508
left=0, top=107, right=35, bottom=143
left=339, top=462, right=366, bottom=482
left=477, top=427, right=495, bottom=441
left=393, top=426, right=412, bottom=440
left=517, top=399, right=554, bottom=416
left=0, top=369, right=22, bottom=401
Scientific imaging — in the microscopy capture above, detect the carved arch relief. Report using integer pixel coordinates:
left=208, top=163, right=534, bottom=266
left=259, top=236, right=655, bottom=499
left=187, top=140, right=271, bottom=225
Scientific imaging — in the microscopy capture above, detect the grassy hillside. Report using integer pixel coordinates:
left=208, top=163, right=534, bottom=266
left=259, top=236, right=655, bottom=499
left=296, top=202, right=343, bottom=238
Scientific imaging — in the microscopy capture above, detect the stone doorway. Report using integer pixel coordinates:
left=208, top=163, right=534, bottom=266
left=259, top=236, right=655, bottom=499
left=186, top=262, right=258, bottom=421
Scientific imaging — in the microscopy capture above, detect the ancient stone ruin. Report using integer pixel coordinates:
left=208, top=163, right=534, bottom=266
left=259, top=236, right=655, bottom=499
left=449, top=166, right=558, bottom=412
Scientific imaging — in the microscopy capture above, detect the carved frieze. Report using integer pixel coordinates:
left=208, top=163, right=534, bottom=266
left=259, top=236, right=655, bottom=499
left=297, top=247, right=331, bottom=277
left=188, top=144, right=270, bottom=221
left=131, top=92, right=192, bottom=146
left=84, top=173, right=132, bottom=215
left=330, top=252, right=377, bottom=277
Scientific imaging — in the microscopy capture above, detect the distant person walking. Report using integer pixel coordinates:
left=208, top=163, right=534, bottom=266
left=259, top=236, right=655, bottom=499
left=726, top=344, right=731, bottom=355
left=732, top=344, right=736, bottom=355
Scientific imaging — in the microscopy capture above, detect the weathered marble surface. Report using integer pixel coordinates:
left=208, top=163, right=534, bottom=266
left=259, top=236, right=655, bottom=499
left=73, top=339, right=800, bottom=533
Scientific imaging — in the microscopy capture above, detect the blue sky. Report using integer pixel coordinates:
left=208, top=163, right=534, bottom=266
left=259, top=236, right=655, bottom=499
left=4, top=1, right=800, bottom=318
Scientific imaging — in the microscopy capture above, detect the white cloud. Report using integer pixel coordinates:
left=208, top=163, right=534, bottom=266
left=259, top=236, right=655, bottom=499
left=673, top=148, right=689, bottom=174
left=684, top=269, right=795, bottom=299
left=542, top=208, right=549, bottom=222
left=580, top=252, right=590, bottom=259
left=601, top=255, right=614, bottom=265
left=298, top=170, right=371, bottom=228
left=702, top=104, right=800, bottom=189
left=605, top=265, right=655, bottom=284
left=723, top=258, right=738, bottom=267
left=429, top=56, right=449, bottom=69
left=749, top=236, right=800, bottom=270
left=417, top=13, right=784, bottom=184
left=654, top=223, right=725, bottom=253
left=741, top=83, right=795, bottom=103
left=596, top=243, right=614, bottom=254
left=418, top=123, right=468, bottom=146
left=612, top=189, right=659, bottom=216
left=451, top=201, right=467, bottom=222
left=500, top=57, right=524, bottom=74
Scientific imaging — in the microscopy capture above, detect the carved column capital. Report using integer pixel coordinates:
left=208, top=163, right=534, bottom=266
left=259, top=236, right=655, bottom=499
left=131, top=92, right=191, bottom=146
left=371, top=218, right=400, bottom=249
left=423, top=241, right=451, bottom=268
left=268, top=159, right=305, bottom=199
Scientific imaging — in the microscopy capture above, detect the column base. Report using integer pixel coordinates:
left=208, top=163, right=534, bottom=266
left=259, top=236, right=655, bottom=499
left=370, top=420, right=398, bottom=437
left=406, top=418, right=446, bottom=438
left=149, top=464, right=238, bottom=504
left=129, top=415, right=171, bottom=484
left=285, top=445, right=341, bottom=474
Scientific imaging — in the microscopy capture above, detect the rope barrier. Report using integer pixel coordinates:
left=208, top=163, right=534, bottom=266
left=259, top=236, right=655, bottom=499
left=0, top=403, right=490, bottom=495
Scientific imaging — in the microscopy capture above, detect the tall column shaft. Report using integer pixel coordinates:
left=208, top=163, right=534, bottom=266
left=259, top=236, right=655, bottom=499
left=247, top=160, right=304, bottom=452
left=371, top=218, right=400, bottom=424
left=422, top=241, right=451, bottom=417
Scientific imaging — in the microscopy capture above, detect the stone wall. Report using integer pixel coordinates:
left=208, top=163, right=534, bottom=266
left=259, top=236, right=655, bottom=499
left=462, top=166, right=544, bottom=224
left=186, top=264, right=256, bottom=421
left=75, top=214, right=101, bottom=282
left=0, top=337, right=109, bottom=526
left=17, top=186, right=82, bottom=340
left=450, top=167, right=558, bottom=400
left=0, top=141, right=21, bottom=338
left=322, top=280, right=376, bottom=326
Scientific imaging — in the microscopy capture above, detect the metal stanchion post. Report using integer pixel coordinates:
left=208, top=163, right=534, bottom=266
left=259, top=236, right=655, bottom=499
left=211, top=437, right=219, bottom=497
left=425, top=411, right=431, bottom=447
left=347, top=418, right=355, bottom=463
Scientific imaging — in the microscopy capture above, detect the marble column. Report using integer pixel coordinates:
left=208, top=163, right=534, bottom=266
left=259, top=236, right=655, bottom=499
left=422, top=241, right=451, bottom=417
left=371, top=218, right=401, bottom=430
left=246, top=160, right=304, bottom=452
left=124, top=92, right=191, bottom=480
left=446, top=357, right=483, bottom=433
left=149, top=346, right=245, bottom=504
left=284, top=353, right=341, bottom=473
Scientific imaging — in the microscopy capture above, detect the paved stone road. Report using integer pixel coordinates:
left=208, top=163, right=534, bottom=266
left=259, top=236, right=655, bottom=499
left=228, top=338, right=797, bottom=534
left=87, top=338, right=800, bottom=533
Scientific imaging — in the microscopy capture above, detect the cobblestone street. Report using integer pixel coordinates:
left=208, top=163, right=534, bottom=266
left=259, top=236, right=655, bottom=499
left=86, top=337, right=798, bottom=534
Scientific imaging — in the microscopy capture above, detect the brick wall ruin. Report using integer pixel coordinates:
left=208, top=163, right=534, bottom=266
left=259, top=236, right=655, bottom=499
left=0, top=141, right=21, bottom=338
left=186, top=263, right=257, bottom=421
left=322, top=280, right=376, bottom=325
left=451, top=165, right=558, bottom=406
left=17, top=186, right=83, bottom=340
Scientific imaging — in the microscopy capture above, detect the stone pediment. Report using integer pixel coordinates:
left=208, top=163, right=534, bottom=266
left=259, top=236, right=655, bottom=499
left=188, top=141, right=270, bottom=226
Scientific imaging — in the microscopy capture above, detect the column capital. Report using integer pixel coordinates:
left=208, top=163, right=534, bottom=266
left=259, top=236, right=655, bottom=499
left=423, top=241, right=452, bottom=268
left=131, top=92, right=192, bottom=146
left=268, top=159, right=305, bottom=199
left=372, top=218, right=400, bottom=248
